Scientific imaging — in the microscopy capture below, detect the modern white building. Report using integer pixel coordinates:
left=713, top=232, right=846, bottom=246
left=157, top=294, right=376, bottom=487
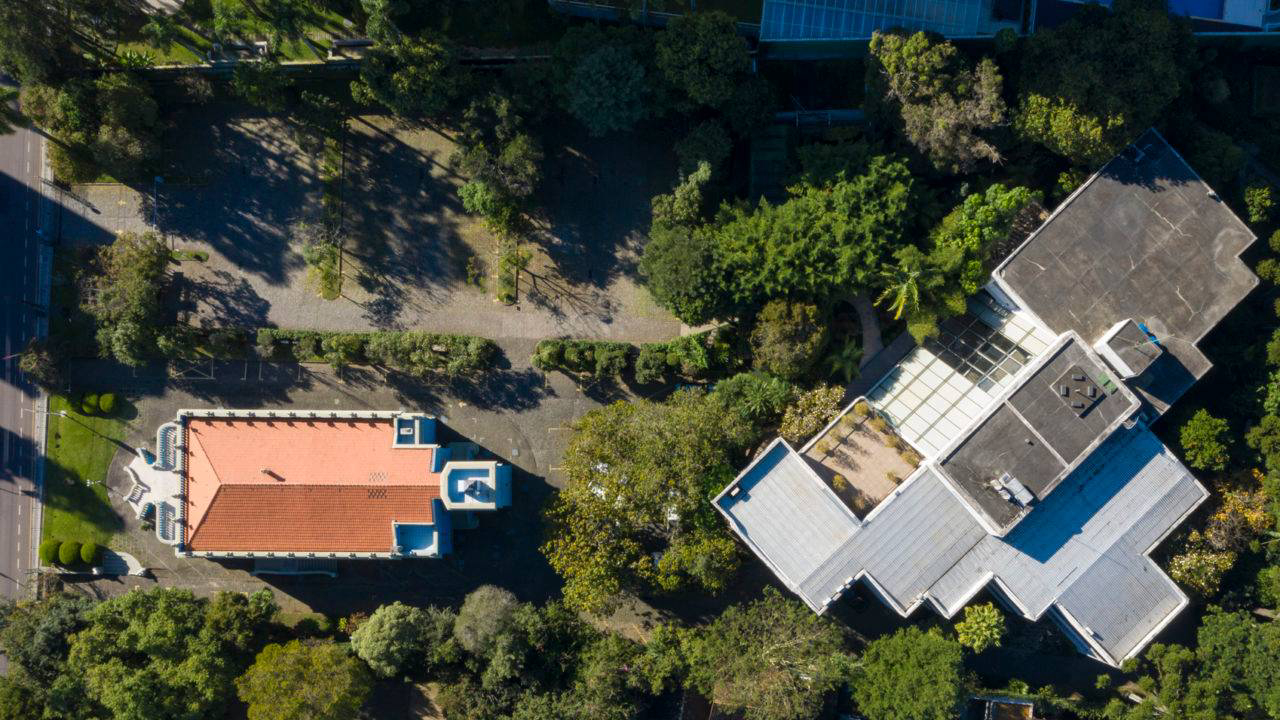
left=716, top=129, right=1258, bottom=667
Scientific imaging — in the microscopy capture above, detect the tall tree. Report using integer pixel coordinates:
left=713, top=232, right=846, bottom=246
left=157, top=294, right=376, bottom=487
left=566, top=45, right=648, bottom=137
left=655, top=12, right=749, bottom=109
left=351, top=35, right=460, bottom=117
left=851, top=626, right=966, bottom=720
left=683, top=587, right=852, bottom=720
left=90, top=231, right=171, bottom=365
left=62, top=588, right=239, bottom=720
left=1015, top=0, right=1193, bottom=165
left=236, top=640, right=372, bottom=720
left=542, top=390, right=754, bottom=614
left=867, top=30, right=1005, bottom=173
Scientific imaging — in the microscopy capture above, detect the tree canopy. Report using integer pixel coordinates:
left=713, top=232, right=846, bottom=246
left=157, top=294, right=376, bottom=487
left=867, top=30, right=1005, bottom=173
left=683, top=587, right=852, bottom=720
left=851, top=626, right=966, bottom=720
left=655, top=12, right=749, bottom=109
left=878, top=183, right=1038, bottom=341
left=56, top=588, right=274, bottom=720
left=351, top=35, right=460, bottom=117
left=566, top=45, right=648, bottom=137
left=236, top=640, right=372, bottom=720
left=351, top=601, right=457, bottom=678
left=542, top=389, right=755, bottom=614
left=1015, top=0, right=1192, bottom=165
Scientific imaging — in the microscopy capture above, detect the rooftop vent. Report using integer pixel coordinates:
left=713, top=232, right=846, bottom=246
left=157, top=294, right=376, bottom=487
left=991, top=473, right=1035, bottom=507
left=1053, top=365, right=1102, bottom=417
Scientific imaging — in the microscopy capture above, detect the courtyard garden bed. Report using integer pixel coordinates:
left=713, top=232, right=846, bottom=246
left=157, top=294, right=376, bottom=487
left=801, top=401, right=920, bottom=516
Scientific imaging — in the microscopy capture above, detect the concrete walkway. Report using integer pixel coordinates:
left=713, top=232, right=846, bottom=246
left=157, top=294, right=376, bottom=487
left=99, top=548, right=146, bottom=576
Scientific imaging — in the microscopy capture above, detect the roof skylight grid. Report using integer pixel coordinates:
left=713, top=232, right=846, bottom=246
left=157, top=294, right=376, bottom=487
left=760, top=0, right=985, bottom=41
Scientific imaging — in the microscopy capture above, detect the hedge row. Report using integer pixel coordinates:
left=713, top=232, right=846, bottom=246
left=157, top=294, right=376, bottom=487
left=256, top=329, right=499, bottom=375
left=72, top=392, right=117, bottom=416
left=39, top=538, right=100, bottom=568
left=532, top=329, right=744, bottom=383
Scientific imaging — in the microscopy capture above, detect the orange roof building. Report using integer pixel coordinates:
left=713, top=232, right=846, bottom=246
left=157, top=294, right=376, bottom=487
left=128, top=409, right=511, bottom=559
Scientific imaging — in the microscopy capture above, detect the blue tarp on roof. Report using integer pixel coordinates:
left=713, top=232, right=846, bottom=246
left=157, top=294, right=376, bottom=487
left=761, top=0, right=985, bottom=41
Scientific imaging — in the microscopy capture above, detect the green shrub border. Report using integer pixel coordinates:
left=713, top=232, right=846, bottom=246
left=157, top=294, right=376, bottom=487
left=531, top=328, right=745, bottom=383
left=256, top=328, right=499, bottom=375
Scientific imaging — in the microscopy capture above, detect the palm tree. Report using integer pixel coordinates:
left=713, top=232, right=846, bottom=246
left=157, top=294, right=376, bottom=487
left=876, top=256, right=923, bottom=320
left=825, top=338, right=862, bottom=384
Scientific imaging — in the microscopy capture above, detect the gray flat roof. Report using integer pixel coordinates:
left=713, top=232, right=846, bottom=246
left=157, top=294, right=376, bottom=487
left=997, top=129, right=1257, bottom=414
left=938, top=337, right=1140, bottom=533
left=719, top=425, right=1204, bottom=664
left=716, top=441, right=858, bottom=600
left=928, top=425, right=1205, bottom=663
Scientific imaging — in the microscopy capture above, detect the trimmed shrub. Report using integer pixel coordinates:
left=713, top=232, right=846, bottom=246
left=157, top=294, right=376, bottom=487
left=634, top=344, right=669, bottom=385
left=80, top=541, right=100, bottom=565
left=58, top=540, right=82, bottom=566
left=531, top=339, right=631, bottom=379
left=81, top=393, right=99, bottom=416
left=254, top=328, right=498, bottom=375
left=1270, top=228, right=1280, bottom=254
left=97, top=393, right=117, bottom=415
left=832, top=474, right=848, bottom=492
left=39, top=538, right=61, bottom=565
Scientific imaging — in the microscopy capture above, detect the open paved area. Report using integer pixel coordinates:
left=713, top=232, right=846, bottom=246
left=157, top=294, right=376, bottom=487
left=57, top=105, right=684, bottom=343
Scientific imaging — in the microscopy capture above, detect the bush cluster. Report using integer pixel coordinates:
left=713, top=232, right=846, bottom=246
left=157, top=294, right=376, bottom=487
left=532, top=330, right=745, bottom=384
left=40, top=538, right=98, bottom=567
left=73, top=391, right=118, bottom=416
left=531, top=339, right=630, bottom=379
left=256, top=328, right=498, bottom=375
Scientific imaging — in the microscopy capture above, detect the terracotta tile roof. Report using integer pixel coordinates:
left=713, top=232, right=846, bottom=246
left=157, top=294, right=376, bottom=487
left=182, top=417, right=440, bottom=552
left=187, top=484, right=437, bottom=552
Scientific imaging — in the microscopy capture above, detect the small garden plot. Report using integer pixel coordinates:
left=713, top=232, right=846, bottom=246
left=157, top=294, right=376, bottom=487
left=801, top=401, right=919, bottom=516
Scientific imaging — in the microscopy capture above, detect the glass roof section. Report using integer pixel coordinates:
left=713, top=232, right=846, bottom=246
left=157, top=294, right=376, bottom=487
left=760, top=0, right=986, bottom=41
left=866, top=293, right=1053, bottom=458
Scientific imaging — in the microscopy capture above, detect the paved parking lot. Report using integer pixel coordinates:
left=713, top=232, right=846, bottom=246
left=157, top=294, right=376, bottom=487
left=58, top=107, right=685, bottom=343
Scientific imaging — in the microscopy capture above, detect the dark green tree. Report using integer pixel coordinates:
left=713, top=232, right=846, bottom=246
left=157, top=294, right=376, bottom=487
left=352, top=601, right=458, bottom=678
left=233, top=58, right=291, bottom=113
left=236, top=639, right=373, bottom=720
left=683, top=587, right=852, bottom=720
left=1180, top=409, right=1230, bottom=472
left=867, top=30, right=1005, bottom=173
left=65, top=588, right=239, bottom=720
left=656, top=12, right=749, bottom=109
left=1015, top=0, right=1193, bottom=165
left=90, top=231, right=171, bottom=365
left=566, top=45, right=648, bottom=137
left=749, top=300, right=828, bottom=381
left=351, top=35, right=459, bottom=117
left=543, top=390, right=754, bottom=614
left=851, top=626, right=966, bottom=720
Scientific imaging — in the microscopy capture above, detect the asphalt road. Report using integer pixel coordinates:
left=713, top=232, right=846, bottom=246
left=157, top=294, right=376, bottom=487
left=0, top=96, right=47, bottom=608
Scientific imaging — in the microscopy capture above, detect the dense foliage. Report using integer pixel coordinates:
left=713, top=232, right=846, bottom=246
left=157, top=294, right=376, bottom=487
left=85, top=232, right=171, bottom=366
left=867, top=30, right=1005, bottom=173
left=542, top=389, right=756, bottom=614
left=682, top=588, right=852, bottom=720
left=851, top=626, right=967, bottom=720
left=1016, top=0, right=1192, bottom=165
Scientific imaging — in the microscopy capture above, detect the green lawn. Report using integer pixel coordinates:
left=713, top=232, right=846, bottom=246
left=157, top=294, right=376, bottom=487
left=41, top=394, right=128, bottom=546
